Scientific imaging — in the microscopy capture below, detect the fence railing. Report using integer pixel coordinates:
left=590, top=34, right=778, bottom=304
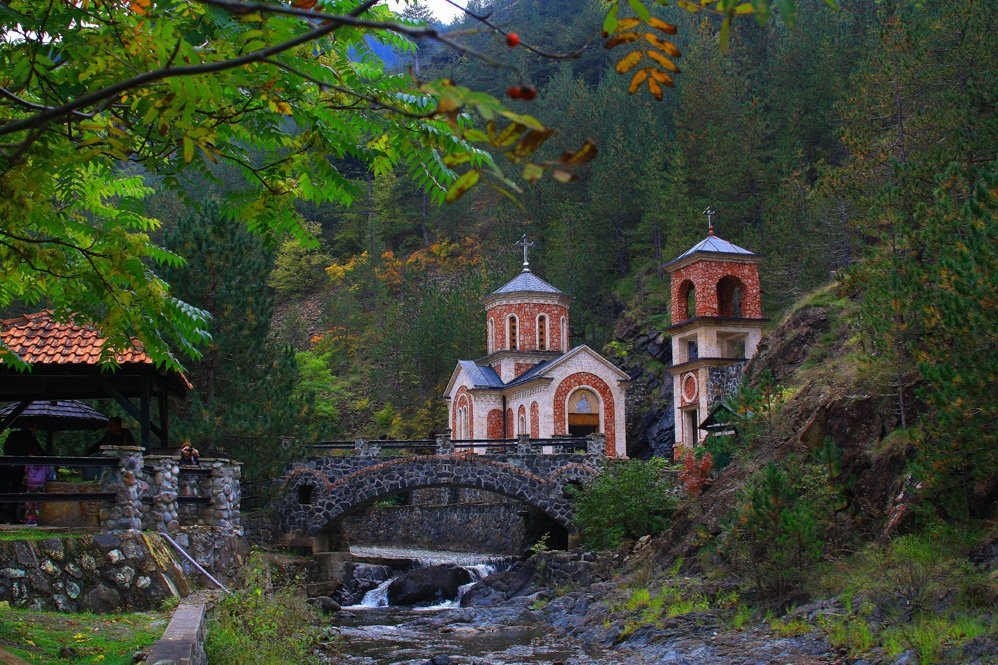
left=310, top=434, right=599, bottom=456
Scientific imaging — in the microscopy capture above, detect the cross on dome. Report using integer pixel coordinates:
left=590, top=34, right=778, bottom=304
left=515, top=233, right=536, bottom=272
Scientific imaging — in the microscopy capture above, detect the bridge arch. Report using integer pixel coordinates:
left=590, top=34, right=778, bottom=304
left=280, top=455, right=598, bottom=537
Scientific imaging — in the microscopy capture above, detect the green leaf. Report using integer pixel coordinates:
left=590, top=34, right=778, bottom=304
left=627, top=0, right=652, bottom=22
left=719, top=16, right=731, bottom=51
left=523, top=163, right=544, bottom=183
left=603, top=4, right=620, bottom=34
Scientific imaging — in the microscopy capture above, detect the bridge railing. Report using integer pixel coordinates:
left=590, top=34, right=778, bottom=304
left=310, top=432, right=603, bottom=457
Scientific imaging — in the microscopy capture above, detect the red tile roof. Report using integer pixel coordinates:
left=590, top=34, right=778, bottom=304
left=1, top=311, right=191, bottom=389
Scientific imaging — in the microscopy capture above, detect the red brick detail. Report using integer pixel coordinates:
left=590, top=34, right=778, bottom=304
left=505, top=408, right=513, bottom=438
left=530, top=401, right=539, bottom=438
left=451, top=386, right=474, bottom=439
left=517, top=404, right=527, bottom=435
left=670, top=258, right=761, bottom=320
left=486, top=409, right=504, bottom=440
left=487, top=303, right=569, bottom=352
left=552, top=372, right=616, bottom=456
left=513, top=362, right=536, bottom=379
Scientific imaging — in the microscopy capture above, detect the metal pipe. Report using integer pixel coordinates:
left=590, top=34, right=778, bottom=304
left=158, top=531, right=231, bottom=595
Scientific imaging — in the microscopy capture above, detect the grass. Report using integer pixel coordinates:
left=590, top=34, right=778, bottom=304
left=206, top=552, right=338, bottom=665
left=0, top=528, right=88, bottom=542
left=0, top=606, right=167, bottom=664
left=807, top=524, right=998, bottom=663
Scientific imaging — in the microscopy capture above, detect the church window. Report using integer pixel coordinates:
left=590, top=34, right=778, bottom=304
left=537, top=314, right=547, bottom=350
left=560, top=316, right=567, bottom=351
left=687, top=339, right=698, bottom=361
left=508, top=316, right=518, bottom=350
left=685, top=284, right=697, bottom=320
left=518, top=413, right=526, bottom=435
left=488, top=318, right=495, bottom=354
left=717, top=276, right=746, bottom=318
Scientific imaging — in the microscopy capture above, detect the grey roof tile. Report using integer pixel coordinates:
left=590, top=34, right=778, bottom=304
left=458, top=360, right=505, bottom=388
left=670, top=235, right=757, bottom=263
left=490, top=271, right=563, bottom=295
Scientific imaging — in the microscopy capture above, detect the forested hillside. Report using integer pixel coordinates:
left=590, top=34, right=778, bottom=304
left=112, top=0, right=994, bottom=491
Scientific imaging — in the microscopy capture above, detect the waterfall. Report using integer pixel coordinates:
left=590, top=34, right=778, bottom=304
left=344, top=546, right=513, bottom=610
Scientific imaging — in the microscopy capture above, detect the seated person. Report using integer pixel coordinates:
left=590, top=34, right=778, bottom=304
left=179, top=443, right=200, bottom=466
left=24, top=461, right=52, bottom=526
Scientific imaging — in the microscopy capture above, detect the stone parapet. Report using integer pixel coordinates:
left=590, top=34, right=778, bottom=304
left=93, top=449, right=242, bottom=535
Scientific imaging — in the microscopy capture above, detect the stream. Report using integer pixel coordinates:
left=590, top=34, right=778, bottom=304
left=327, top=546, right=617, bottom=665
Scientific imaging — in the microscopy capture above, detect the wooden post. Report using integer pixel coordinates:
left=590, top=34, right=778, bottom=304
left=158, top=393, right=169, bottom=449
left=140, top=378, right=151, bottom=453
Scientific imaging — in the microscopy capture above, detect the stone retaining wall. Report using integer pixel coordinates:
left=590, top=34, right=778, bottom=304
left=343, top=503, right=527, bottom=554
left=0, top=532, right=191, bottom=612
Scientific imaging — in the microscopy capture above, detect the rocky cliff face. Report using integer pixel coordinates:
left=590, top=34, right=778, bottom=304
left=608, top=313, right=675, bottom=460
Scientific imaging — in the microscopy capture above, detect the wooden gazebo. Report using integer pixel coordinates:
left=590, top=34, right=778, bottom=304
left=0, top=312, right=190, bottom=450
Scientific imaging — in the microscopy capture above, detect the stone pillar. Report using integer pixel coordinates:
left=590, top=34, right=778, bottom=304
left=586, top=433, right=607, bottom=458
left=355, top=439, right=381, bottom=458
left=99, top=446, right=144, bottom=533
left=146, top=456, right=180, bottom=533
left=209, top=459, right=240, bottom=533
left=516, top=433, right=532, bottom=457
left=436, top=429, right=454, bottom=456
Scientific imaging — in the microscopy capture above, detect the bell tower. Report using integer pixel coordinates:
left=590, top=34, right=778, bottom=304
left=481, top=234, right=571, bottom=383
left=665, top=209, right=766, bottom=457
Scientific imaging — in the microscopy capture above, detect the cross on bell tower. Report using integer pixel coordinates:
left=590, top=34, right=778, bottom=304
left=704, top=206, right=716, bottom=237
left=515, top=233, right=536, bottom=272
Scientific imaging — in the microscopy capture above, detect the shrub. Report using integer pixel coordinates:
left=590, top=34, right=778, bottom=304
left=570, top=458, right=678, bottom=550
left=718, top=456, right=838, bottom=592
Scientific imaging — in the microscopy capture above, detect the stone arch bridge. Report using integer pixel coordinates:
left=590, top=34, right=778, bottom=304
left=277, top=434, right=606, bottom=539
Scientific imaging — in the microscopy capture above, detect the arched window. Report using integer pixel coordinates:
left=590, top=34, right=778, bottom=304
left=678, top=280, right=696, bottom=321
left=716, top=276, right=745, bottom=318
left=560, top=316, right=567, bottom=351
left=487, top=318, right=495, bottom=354
left=518, top=413, right=527, bottom=435
left=537, top=314, right=547, bottom=350
left=508, top=315, right=518, bottom=350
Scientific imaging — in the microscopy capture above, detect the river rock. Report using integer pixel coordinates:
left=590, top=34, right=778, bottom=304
left=387, top=565, right=472, bottom=606
left=461, top=561, right=536, bottom=607
left=307, top=596, right=342, bottom=614
left=79, top=583, right=122, bottom=613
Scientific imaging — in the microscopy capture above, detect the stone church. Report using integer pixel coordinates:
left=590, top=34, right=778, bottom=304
left=443, top=239, right=630, bottom=456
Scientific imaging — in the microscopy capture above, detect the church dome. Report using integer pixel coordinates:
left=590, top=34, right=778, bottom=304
left=490, top=270, right=564, bottom=296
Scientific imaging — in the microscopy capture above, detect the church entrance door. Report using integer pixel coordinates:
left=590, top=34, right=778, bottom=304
left=567, top=388, right=600, bottom=437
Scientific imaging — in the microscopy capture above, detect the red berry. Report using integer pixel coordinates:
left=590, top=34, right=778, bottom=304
left=519, top=85, right=537, bottom=101
left=506, top=32, right=520, bottom=47
left=507, top=86, right=523, bottom=99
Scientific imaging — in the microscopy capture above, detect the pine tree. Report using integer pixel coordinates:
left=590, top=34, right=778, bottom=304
left=163, top=203, right=307, bottom=480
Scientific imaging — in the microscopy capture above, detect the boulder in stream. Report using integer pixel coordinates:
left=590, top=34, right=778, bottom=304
left=387, top=564, right=472, bottom=606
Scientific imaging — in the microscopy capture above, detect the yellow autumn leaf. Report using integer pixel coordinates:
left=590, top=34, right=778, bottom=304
left=644, top=33, right=682, bottom=58
left=647, top=50, right=681, bottom=73
left=604, top=31, right=641, bottom=49
left=650, top=68, right=675, bottom=87
left=615, top=51, right=643, bottom=74
left=648, top=17, right=678, bottom=34
left=647, top=75, right=663, bottom=100
left=629, top=68, right=649, bottom=94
